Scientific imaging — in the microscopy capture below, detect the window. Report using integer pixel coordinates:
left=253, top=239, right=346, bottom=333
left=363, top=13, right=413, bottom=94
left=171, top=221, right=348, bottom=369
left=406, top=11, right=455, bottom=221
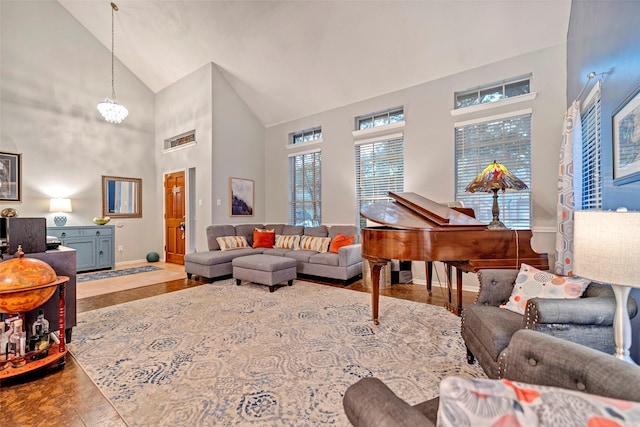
left=578, top=82, right=602, bottom=210
left=455, top=111, right=532, bottom=229
left=455, top=76, right=530, bottom=109
left=289, top=150, right=322, bottom=226
left=164, top=130, right=196, bottom=150
left=356, top=107, right=404, bottom=130
left=290, top=126, right=322, bottom=145
left=355, top=136, right=404, bottom=228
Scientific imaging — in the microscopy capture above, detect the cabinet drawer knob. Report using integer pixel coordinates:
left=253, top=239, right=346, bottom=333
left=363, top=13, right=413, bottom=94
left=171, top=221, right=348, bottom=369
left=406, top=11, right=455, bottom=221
left=96, top=231, right=101, bottom=236
left=61, top=232, right=66, bottom=238
left=99, top=250, right=103, bottom=255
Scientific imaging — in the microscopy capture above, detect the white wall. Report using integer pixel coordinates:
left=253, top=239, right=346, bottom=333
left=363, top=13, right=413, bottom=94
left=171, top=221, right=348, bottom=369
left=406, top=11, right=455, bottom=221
left=265, top=44, right=567, bottom=287
left=0, top=1, right=159, bottom=263
left=155, top=63, right=265, bottom=253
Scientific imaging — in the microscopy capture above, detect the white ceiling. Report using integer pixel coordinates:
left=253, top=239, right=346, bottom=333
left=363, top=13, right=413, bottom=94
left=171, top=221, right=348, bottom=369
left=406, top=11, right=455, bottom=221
left=58, top=0, right=572, bottom=127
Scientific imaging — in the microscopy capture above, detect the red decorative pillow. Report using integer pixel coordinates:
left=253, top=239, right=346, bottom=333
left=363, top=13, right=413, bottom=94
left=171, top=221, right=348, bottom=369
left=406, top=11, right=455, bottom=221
left=329, top=234, right=355, bottom=253
left=253, top=228, right=275, bottom=248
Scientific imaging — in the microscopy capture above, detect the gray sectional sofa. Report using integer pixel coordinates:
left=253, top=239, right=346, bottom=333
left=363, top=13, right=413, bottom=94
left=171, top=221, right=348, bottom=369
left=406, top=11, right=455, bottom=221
left=184, top=223, right=363, bottom=284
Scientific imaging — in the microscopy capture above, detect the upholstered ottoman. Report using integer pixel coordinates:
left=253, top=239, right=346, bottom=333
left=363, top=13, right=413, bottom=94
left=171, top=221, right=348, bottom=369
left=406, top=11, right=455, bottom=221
left=232, top=254, right=297, bottom=292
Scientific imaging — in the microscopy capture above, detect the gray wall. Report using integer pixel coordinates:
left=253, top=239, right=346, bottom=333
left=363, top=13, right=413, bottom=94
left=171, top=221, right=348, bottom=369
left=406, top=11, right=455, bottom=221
left=0, top=0, right=159, bottom=263
left=567, top=0, right=640, bottom=363
left=264, top=44, right=567, bottom=284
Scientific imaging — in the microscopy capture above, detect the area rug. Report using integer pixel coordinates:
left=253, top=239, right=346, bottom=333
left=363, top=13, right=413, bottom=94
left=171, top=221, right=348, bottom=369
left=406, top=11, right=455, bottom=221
left=69, top=280, right=485, bottom=426
left=77, top=265, right=162, bottom=282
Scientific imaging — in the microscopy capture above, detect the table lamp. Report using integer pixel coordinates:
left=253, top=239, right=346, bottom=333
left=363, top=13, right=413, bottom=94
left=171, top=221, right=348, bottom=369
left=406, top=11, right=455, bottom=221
left=465, top=160, right=528, bottom=229
left=49, top=198, right=72, bottom=226
left=574, top=209, right=640, bottom=363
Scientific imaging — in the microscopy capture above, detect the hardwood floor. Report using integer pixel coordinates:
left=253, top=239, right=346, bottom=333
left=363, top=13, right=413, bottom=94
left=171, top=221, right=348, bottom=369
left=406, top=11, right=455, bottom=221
left=0, top=271, right=477, bottom=427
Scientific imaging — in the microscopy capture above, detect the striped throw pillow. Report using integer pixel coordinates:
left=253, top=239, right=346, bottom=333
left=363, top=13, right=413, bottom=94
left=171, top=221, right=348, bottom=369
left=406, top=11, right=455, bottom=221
left=216, top=236, right=248, bottom=251
left=274, top=234, right=300, bottom=250
left=299, top=235, right=331, bottom=253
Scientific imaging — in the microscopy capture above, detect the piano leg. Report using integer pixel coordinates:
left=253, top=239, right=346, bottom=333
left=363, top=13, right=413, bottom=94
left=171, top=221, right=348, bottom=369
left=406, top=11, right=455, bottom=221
left=443, top=263, right=467, bottom=316
left=367, top=259, right=386, bottom=325
left=425, top=261, right=433, bottom=296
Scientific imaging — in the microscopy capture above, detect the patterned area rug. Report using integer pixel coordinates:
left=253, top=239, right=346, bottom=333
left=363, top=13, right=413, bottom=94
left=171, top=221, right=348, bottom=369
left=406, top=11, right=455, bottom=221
left=77, top=265, right=162, bottom=282
left=69, top=280, right=485, bottom=426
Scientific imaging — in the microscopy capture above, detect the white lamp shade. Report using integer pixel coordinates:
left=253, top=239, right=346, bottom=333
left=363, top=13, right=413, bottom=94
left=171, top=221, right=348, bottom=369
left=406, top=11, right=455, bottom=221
left=49, top=198, right=72, bottom=213
left=573, top=210, right=640, bottom=288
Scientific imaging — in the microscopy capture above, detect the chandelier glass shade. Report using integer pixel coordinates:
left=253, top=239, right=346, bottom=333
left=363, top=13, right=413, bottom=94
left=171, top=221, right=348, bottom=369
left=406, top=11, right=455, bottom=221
left=97, top=2, right=128, bottom=124
left=97, top=98, right=128, bottom=124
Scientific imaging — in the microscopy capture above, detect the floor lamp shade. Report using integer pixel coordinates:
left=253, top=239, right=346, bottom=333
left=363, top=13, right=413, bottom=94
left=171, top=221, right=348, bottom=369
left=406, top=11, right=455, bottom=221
left=574, top=210, right=640, bottom=363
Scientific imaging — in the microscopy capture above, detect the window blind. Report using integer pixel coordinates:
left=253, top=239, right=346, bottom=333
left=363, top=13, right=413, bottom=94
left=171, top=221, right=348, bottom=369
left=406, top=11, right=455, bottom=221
left=455, top=113, right=532, bottom=229
left=355, top=136, right=404, bottom=227
left=289, top=150, right=322, bottom=226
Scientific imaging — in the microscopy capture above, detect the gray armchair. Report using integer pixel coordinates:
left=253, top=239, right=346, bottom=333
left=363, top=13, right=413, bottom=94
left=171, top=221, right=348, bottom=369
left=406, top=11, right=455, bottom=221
left=461, top=268, right=638, bottom=378
left=343, top=330, right=640, bottom=427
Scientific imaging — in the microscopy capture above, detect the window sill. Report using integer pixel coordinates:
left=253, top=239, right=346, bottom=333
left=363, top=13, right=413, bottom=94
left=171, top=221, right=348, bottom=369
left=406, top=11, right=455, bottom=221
left=450, top=93, right=537, bottom=117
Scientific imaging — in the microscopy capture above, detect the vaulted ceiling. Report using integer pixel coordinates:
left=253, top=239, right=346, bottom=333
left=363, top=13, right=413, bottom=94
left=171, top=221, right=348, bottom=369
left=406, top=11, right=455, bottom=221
left=58, top=0, right=572, bottom=127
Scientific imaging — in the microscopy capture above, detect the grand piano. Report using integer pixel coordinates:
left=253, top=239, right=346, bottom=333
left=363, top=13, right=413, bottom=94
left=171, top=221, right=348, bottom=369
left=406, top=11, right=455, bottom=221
left=360, top=191, right=548, bottom=323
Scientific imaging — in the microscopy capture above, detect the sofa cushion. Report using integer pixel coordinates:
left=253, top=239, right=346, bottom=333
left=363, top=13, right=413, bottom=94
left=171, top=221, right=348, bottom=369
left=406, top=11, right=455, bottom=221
left=264, top=224, right=285, bottom=235
left=235, top=223, right=264, bottom=246
left=261, top=248, right=290, bottom=256
left=185, top=248, right=260, bottom=265
left=275, top=234, right=300, bottom=250
left=329, top=225, right=358, bottom=241
left=502, top=263, right=590, bottom=315
left=253, top=228, right=275, bottom=248
left=299, top=235, right=331, bottom=252
left=282, top=225, right=304, bottom=235
left=216, top=236, right=249, bottom=251
left=437, top=376, right=640, bottom=427
left=206, top=224, right=236, bottom=251
left=309, top=252, right=339, bottom=267
left=329, top=233, right=355, bottom=253
left=285, top=250, right=317, bottom=263
left=304, top=225, right=328, bottom=237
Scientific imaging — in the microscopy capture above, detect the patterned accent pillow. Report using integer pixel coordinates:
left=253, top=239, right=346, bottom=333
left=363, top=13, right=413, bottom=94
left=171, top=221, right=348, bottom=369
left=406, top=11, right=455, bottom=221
left=274, top=234, right=300, bottom=250
left=437, top=376, right=640, bottom=427
left=329, top=234, right=355, bottom=253
left=501, top=263, right=590, bottom=315
left=298, top=235, right=331, bottom=253
left=215, top=236, right=248, bottom=251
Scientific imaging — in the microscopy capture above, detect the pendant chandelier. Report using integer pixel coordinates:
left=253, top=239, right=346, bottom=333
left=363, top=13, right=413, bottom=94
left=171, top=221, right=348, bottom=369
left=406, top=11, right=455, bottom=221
left=97, top=2, right=128, bottom=124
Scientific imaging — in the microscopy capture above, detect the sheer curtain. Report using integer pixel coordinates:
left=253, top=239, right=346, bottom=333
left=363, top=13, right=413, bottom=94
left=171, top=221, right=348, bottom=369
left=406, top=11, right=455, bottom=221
left=555, top=101, right=582, bottom=275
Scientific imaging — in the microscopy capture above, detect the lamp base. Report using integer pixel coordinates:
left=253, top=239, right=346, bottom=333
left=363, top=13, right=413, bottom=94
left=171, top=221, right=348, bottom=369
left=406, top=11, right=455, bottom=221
left=487, top=219, right=508, bottom=230
left=53, top=215, right=67, bottom=227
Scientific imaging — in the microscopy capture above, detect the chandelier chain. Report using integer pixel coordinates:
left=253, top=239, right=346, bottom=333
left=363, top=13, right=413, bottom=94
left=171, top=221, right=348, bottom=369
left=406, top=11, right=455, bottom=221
left=111, top=2, right=116, bottom=101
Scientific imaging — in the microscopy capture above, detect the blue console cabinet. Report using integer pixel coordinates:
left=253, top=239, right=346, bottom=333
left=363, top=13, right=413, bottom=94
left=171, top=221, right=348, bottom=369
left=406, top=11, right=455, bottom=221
left=47, top=225, right=115, bottom=272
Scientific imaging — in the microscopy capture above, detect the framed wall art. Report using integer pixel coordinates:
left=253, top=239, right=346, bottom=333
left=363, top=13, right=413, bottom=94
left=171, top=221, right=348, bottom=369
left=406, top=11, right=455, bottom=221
left=613, top=84, right=640, bottom=185
left=0, top=151, right=22, bottom=202
left=229, top=177, right=254, bottom=216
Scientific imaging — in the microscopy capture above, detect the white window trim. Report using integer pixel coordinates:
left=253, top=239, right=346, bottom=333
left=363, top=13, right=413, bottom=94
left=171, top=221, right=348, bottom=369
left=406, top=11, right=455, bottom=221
left=454, top=108, right=533, bottom=128
left=582, top=79, right=602, bottom=110
left=162, top=141, right=197, bottom=154
left=450, top=92, right=537, bottom=117
left=352, top=121, right=405, bottom=140
left=353, top=132, right=404, bottom=147
left=287, top=147, right=321, bottom=158
left=286, top=138, right=323, bottom=150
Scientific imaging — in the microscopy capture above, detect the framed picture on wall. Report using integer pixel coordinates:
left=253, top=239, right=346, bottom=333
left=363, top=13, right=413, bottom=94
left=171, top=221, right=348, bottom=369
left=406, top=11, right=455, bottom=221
left=613, top=84, right=640, bottom=185
left=0, top=151, right=22, bottom=202
left=229, top=177, right=254, bottom=216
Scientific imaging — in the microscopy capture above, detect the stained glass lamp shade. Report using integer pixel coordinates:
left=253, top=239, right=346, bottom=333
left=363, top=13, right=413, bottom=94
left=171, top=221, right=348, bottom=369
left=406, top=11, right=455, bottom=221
left=465, top=161, right=528, bottom=229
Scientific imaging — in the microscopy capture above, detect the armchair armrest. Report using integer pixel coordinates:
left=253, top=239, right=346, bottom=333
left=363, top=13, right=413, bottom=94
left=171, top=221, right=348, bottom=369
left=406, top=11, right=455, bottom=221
left=524, top=283, right=637, bottom=327
left=524, top=296, right=618, bottom=326
left=343, top=378, right=434, bottom=427
left=338, top=243, right=362, bottom=267
left=475, top=269, right=520, bottom=306
left=500, top=329, right=640, bottom=402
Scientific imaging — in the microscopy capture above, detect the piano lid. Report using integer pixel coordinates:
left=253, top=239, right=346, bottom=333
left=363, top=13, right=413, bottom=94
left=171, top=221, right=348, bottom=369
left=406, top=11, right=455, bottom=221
left=360, top=192, right=486, bottom=230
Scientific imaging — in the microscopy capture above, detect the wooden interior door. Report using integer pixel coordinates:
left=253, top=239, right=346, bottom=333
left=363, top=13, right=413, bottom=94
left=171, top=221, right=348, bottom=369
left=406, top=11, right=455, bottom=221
left=164, top=171, right=186, bottom=265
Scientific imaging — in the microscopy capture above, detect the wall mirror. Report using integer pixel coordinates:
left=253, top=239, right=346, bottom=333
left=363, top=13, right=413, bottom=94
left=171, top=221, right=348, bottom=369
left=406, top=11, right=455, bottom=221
left=102, top=175, right=142, bottom=218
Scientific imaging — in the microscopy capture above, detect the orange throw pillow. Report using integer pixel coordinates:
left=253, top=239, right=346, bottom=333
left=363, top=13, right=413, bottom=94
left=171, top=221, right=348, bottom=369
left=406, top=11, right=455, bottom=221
left=329, top=234, right=355, bottom=253
left=253, top=228, right=275, bottom=248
